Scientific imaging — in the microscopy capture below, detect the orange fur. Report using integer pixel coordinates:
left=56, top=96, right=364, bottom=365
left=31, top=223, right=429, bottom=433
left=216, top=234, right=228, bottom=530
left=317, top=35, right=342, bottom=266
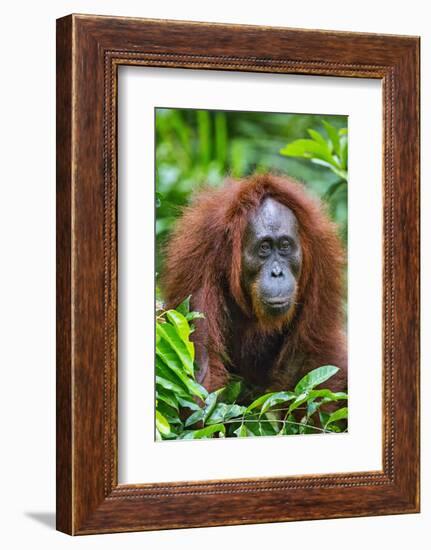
left=161, top=173, right=347, bottom=393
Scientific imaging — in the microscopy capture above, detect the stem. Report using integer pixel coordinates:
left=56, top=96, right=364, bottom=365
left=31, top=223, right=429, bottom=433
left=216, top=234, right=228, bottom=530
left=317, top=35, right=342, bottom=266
left=156, top=311, right=167, bottom=321
left=222, top=417, right=331, bottom=434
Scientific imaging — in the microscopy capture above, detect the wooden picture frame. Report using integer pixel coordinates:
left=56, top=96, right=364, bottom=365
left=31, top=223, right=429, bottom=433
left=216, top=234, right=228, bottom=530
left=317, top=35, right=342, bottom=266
left=56, top=14, right=420, bottom=535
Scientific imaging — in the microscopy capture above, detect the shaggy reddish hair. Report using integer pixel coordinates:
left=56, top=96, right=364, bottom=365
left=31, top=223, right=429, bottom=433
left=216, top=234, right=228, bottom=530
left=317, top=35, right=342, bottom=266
left=162, top=173, right=347, bottom=393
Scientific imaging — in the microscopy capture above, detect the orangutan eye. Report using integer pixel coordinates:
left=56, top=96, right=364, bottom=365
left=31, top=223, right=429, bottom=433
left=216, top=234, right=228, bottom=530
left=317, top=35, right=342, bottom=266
left=259, top=241, right=271, bottom=256
left=280, top=239, right=291, bottom=252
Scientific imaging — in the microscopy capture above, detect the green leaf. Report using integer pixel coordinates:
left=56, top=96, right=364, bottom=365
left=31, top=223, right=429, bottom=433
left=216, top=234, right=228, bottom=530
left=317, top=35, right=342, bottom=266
left=185, top=392, right=218, bottom=427
left=325, top=407, right=348, bottom=427
left=294, top=366, right=340, bottom=394
left=326, top=423, right=342, bottom=433
left=156, top=355, right=205, bottom=399
left=280, top=139, right=336, bottom=167
left=322, top=120, right=341, bottom=157
left=263, top=410, right=283, bottom=433
left=155, top=375, right=189, bottom=398
left=155, top=356, right=180, bottom=381
left=156, top=322, right=194, bottom=377
left=287, top=391, right=311, bottom=413
left=155, top=410, right=171, bottom=436
left=245, top=392, right=277, bottom=414
left=184, top=408, right=205, bottom=427
left=260, top=391, right=296, bottom=414
left=306, top=389, right=348, bottom=402
left=207, top=403, right=247, bottom=424
left=256, top=419, right=278, bottom=436
left=176, top=295, right=191, bottom=316
left=201, top=392, right=218, bottom=423
left=310, top=159, right=347, bottom=181
left=179, top=424, right=226, bottom=439
left=286, top=388, right=347, bottom=418
left=157, top=401, right=182, bottom=425
left=216, top=379, right=243, bottom=404
left=307, top=400, right=321, bottom=416
left=166, top=309, right=194, bottom=361
left=156, top=390, right=179, bottom=411
left=307, top=128, right=329, bottom=149
left=233, top=423, right=249, bottom=437
left=177, top=396, right=201, bottom=411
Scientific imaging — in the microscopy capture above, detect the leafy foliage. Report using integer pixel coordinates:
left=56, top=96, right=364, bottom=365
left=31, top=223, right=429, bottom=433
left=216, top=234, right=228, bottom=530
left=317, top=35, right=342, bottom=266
left=155, top=299, right=348, bottom=441
left=280, top=121, right=348, bottom=181
left=280, top=120, right=348, bottom=243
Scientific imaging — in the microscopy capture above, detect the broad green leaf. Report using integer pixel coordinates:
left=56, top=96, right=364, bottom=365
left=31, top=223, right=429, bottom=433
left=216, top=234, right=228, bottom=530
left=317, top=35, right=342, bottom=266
left=176, top=295, right=191, bottom=316
left=280, top=139, right=337, bottom=167
left=156, top=390, right=179, bottom=411
left=179, top=424, right=226, bottom=439
left=177, top=396, right=201, bottom=411
left=185, top=408, right=205, bottom=427
left=294, top=366, right=340, bottom=394
left=325, top=407, right=348, bottom=427
left=307, top=128, right=329, bottom=149
left=287, top=389, right=347, bottom=417
left=157, top=401, right=182, bottom=425
left=319, top=411, right=330, bottom=427
left=307, top=400, right=321, bottom=416
left=203, top=392, right=218, bottom=422
left=207, top=403, right=246, bottom=424
left=245, top=392, right=277, bottom=414
left=233, top=423, right=249, bottom=437
left=155, top=410, right=170, bottom=436
left=185, top=392, right=218, bottom=427
left=260, top=391, right=296, bottom=414
left=156, top=375, right=189, bottom=398
left=156, top=344, right=206, bottom=400
left=326, top=423, right=342, bottom=433
left=306, top=389, right=348, bottom=402
left=287, top=391, right=311, bottom=413
left=166, top=309, right=194, bottom=361
left=265, top=410, right=284, bottom=433
left=156, top=322, right=194, bottom=376
left=156, top=356, right=203, bottom=399
left=257, top=420, right=278, bottom=437
left=216, top=379, right=243, bottom=404
left=310, top=159, right=347, bottom=180
left=322, top=120, right=341, bottom=157
left=155, top=356, right=180, bottom=381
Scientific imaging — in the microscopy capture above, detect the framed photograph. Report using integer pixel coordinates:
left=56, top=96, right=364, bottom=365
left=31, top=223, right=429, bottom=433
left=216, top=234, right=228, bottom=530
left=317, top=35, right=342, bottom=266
left=56, top=14, right=420, bottom=535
